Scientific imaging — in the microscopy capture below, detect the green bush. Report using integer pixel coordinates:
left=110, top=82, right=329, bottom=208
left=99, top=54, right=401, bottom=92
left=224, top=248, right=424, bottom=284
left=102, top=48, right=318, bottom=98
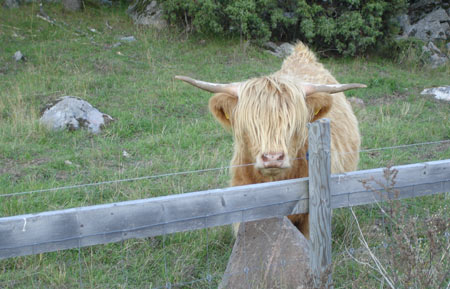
left=160, top=0, right=407, bottom=56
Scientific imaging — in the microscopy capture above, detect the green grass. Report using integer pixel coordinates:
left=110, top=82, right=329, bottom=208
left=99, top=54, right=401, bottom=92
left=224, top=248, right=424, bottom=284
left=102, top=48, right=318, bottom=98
left=1, top=3, right=449, bottom=288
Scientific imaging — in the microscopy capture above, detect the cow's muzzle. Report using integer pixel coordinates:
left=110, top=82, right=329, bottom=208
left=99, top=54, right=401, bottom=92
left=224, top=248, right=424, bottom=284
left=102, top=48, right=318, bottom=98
left=261, top=152, right=285, bottom=168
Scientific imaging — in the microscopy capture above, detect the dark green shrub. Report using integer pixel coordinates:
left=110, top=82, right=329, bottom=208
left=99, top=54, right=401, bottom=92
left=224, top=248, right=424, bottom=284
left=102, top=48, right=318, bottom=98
left=159, top=0, right=407, bottom=56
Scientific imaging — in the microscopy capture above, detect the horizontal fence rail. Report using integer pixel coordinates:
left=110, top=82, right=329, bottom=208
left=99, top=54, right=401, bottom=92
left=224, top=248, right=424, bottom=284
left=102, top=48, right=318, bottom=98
left=1, top=159, right=449, bottom=260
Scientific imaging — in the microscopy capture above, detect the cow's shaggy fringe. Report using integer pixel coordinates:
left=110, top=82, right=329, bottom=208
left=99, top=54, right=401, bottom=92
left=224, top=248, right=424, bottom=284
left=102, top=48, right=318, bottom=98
left=234, top=76, right=309, bottom=160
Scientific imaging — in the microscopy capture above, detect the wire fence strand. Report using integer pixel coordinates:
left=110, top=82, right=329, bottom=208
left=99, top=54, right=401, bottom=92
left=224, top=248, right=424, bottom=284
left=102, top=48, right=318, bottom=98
left=2, top=139, right=449, bottom=199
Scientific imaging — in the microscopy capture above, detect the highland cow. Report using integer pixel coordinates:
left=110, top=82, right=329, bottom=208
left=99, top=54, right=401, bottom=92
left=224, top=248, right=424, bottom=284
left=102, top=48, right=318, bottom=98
left=176, top=43, right=364, bottom=238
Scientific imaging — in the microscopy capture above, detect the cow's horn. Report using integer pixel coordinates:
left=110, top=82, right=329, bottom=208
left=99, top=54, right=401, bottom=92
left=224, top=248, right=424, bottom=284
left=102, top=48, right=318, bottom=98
left=175, top=76, right=239, bottom=97
left=303, top=83, right=367, bottom=95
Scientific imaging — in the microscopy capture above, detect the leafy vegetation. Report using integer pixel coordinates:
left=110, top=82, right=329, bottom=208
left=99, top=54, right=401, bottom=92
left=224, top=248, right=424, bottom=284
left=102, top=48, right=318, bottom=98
left=0, top=3, right=449, bottom=288
left=161, top=0, right=407, bottom=55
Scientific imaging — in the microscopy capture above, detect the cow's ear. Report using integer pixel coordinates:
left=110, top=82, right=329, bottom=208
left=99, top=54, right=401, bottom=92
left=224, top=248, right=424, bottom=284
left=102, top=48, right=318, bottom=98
left=209, top=93, right=238, bottom=130
left=305, top=92, right=333, bottom=122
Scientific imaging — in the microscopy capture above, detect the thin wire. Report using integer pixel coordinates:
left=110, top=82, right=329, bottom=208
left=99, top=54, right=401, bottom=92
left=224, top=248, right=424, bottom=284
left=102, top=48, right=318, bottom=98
left=2, top=139, right=448, bottom=199
left=359, top=139, right=450, bottom=153
left=2, top=178, right=446, bottom=257
left=0, top=163, right=253, bottom=198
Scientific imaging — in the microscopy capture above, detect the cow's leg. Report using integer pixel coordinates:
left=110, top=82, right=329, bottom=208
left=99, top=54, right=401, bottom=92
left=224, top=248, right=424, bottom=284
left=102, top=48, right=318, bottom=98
left=287, top=213, right=309, bottom=239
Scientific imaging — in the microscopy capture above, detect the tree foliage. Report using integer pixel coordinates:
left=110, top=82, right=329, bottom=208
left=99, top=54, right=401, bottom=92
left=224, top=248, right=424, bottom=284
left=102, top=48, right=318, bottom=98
left=160, top=0, right=407, bottom=55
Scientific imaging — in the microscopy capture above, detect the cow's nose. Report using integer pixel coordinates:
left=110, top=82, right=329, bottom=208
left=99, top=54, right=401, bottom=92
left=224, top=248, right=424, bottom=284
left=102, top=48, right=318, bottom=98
left=261, top=152, right=285, bottom=168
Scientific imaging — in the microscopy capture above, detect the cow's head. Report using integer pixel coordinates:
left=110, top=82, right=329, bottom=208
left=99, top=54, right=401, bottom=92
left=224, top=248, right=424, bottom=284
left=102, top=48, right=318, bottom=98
left=176, top=75, right=365, bottom=177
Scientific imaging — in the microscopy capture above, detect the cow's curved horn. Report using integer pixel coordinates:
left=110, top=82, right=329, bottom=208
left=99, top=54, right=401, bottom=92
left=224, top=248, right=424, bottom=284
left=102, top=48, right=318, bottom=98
left=175, top=76, right=239, bottom=97
left=303, top=83, right=367, bottom=96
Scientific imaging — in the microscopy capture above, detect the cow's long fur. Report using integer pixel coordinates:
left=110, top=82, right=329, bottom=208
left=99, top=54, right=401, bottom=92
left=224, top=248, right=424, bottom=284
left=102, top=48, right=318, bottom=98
left=209, top=43, right=360, bottom=238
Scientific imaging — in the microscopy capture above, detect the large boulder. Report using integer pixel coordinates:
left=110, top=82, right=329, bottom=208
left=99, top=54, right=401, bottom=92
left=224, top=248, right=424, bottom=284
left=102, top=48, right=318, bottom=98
left=408, top=0, right=450, bottom=24
left=410, top=8, right=449, bottom=41
left=40, top=96, right=113, bottom=134
left=219, top=217, right=313, bottom=289
left=398, top=8, right=449, bottom=42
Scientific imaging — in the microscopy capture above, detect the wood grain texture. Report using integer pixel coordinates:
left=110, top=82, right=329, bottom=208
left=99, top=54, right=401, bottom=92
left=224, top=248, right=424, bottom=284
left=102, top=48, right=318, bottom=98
left=0, top=178, right=308, bottom=259
left=307, top=119, right=333, bottom=288
left=1, top=159, right=449, bottom=260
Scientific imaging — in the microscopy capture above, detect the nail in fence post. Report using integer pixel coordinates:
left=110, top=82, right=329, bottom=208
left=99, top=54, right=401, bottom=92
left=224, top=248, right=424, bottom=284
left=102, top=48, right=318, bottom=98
left=308, top=118, right=333, bottom=288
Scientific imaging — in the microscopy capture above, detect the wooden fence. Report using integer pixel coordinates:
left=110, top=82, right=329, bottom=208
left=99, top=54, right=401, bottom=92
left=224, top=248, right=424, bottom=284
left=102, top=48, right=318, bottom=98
left=1, top=119, right=449, bottom=287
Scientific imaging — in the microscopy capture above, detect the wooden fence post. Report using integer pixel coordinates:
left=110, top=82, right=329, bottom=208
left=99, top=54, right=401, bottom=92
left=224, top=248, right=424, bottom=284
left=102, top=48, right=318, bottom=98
left=308, top=118, right=333, bottom=288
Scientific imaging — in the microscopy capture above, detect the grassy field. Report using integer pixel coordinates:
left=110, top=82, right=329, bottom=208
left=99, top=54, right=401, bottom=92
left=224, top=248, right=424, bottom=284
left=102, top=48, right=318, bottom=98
left=1, top=3, right=449, bottom=288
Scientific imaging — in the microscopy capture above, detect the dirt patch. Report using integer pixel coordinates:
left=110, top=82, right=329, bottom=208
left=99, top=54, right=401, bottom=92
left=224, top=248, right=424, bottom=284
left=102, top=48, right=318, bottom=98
left=0, top=157, right=51, bottom=178
left=367, top=92, right=409, bottom=105
left=0, top=159, right=16, bottom=175
left=419, top=142, right=450, bottom=160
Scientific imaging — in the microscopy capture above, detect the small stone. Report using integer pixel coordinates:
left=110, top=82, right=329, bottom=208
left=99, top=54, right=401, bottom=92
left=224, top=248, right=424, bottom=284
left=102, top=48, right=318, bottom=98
left=429, top=54, right=448, bottom=68
left=348, top=97, right=365, bottom=108
left=264, top=41, right=279, bottom=52
left=422, top=42, right=449, bottom=68
left=112, top=42, right=122, bottom=48
left=119, top=36, right=136, bottom=42
left=99, top=0, right=111, bottom=6
left=279, top=43, right=295, bottom=55
left=89, top=28, right=97, bottom=33
left=64, top=160, right=73, bottom=165
left=122, top=150, right=130, bottom=158
left=13, top=51, right=26, bottom=62
left=265, top=42, right=295, bottom=58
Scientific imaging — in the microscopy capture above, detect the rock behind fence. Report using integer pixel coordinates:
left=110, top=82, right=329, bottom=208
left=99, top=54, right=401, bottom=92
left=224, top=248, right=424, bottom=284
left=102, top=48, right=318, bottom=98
left=40, top=96, right=113, bottom=134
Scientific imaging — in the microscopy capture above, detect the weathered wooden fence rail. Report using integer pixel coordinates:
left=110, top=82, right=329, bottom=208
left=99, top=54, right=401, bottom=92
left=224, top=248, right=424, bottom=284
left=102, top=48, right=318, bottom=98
left=1, top=159, right=448, bottom=260
left=1, top=119, right=449, bottom=288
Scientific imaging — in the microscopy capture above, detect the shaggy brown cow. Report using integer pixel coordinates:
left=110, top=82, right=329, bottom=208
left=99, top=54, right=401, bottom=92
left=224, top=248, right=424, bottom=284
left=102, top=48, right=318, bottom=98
left=176, top=43, right=364, bottom=238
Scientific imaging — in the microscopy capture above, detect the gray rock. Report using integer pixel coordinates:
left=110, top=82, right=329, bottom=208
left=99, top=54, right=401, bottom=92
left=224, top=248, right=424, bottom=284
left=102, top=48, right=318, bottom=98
left=422, top=42, right=449, bottom=68
left=429, top=53, right=448, bottom=68
left=119, top=36, right=136, bottom=42
left=409, top=0, right=450, bottom=24
left=407, top=8, right=449, bottom=42
left=3, top=0, right=20, bottom=8
left=348, top=97, right=365, bottom=108
left=13, top=51, right=26, bottom=61
left=219, top=217, right=313, bottom=289
left=62, top=0, right=82, bottom=12
left=99, top=0, right=111, bottom=6
left=264, top=41, right=279, bottom=51
left=396, top=14, right=412, bottom=37
left=265, top=42, right=295, bottom=58
left=112, top=42, right=122, bottom=48
left=40, top=96, right=113, bottom=134
left=127, top=0, right=167, bottom=29
left=421, top=86, right=450, bottom=101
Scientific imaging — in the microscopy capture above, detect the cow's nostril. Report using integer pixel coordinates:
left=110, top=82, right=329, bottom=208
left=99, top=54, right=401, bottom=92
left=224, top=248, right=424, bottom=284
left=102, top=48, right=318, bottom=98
left=277, top=153, right=285, bottom=161
left=262, top=153, right=284, bottom=163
